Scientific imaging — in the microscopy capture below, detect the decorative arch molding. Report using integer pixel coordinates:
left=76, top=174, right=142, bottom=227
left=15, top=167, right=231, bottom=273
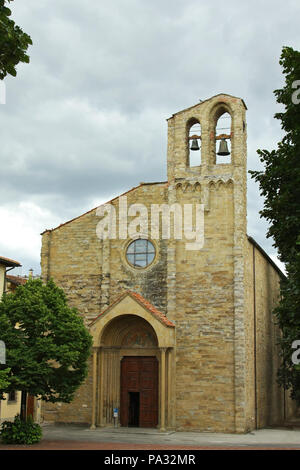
left=208, top=101, right=234, bottom=125
left=101, top=314, right=158, bottom=348
left=175, top=181, right=202, bottom=194
left=89, top=291, right=175, bottom=349
left=216, top=180, right=225, bottom=190
left=186, top=116, right=203, bottom=130
left=208, top=177, right=234, bottom=189
left=207, top=179, right=234, bottom=209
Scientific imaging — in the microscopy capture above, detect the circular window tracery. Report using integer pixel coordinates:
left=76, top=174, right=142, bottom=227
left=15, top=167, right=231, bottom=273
left=126, top=239, right=156, bottom=269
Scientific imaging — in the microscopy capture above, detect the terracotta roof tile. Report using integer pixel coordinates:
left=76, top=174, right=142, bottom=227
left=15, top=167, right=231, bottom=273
left=90, top=290, right=175, bottom=328
left=6, top=275, right=27, bottom=285
left=127, top=291, right=175, bottom=328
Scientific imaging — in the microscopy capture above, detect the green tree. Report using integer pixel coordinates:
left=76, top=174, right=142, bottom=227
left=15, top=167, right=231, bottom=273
left=250, top=46, right=300, bottom=403
left=0, top=0, right=32, bottom=79
left=0, top=278, right=93, bottom=411
left=0, top=367, right=10, bottom=398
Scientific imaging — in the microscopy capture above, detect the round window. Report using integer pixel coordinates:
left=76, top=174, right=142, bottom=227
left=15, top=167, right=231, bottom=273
left=126, top=239, right=156, bottom=268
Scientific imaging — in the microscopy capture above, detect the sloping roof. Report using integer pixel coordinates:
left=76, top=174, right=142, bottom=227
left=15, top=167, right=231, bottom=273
left=6, top=275, right=27, bottom=286
left=167, top=93, right=248, bottom=120
left=41, top=181, right=167, bottom=235
left=89, top=290, right=175, bottom=328
left=0, top=256, right=21, bottom=268
left=247, top=235, right=286, bottom=279
left=128, top=291, right=175, bottom=327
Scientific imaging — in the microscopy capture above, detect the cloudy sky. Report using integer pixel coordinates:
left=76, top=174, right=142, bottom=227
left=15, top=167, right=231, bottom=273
left=1, top=0, right=299, bottom=277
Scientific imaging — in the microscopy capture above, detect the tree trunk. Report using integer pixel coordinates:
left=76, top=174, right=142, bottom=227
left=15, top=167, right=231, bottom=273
left=20, top=390, right=27, bottom=421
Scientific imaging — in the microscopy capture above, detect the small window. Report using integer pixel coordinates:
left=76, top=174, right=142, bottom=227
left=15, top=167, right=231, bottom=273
left=126, top=239, right=155, bottom=268
left=8, top=390, right=17, bottom=402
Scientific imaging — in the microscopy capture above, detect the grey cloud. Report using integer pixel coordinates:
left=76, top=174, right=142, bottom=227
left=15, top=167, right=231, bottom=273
left=1, top=0, right=300, bottom=273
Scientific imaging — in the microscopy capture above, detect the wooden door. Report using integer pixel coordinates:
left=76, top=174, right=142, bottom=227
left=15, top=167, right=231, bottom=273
left=26, top=394, right=34, bottom=418
left=120, top=356, right=158, bottom=428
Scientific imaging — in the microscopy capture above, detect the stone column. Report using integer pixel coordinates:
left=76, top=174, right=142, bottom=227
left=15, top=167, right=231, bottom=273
left=167, top=348, right=173, bottom=429
left=160, top=348, right=167, bottom=432
left=99, top=347, right=105, bottom=427
left=90, top=347, right=98, bottom=429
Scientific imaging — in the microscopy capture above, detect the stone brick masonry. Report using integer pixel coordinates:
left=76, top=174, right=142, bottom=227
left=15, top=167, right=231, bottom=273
left=41, top=94, right=287, bottom=432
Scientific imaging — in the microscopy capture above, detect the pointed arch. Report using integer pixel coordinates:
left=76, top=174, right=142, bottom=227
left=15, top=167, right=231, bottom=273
left=186, top=117, right=202, bottom=167
left=194, top=182, right=201, bottom=193
left=175, top=183, right=183, bottom=194
left=208, top=102, right=233, bottom=165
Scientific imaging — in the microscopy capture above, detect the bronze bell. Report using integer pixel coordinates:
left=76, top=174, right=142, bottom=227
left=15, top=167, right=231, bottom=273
left=217, top=138, right=230, bottom=156
left=190, top=139, right=200, bottom=151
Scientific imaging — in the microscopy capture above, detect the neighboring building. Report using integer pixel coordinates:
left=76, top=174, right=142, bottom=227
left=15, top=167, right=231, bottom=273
left=0, top=256, right=22, bottom=424
left=6, top=274, right=27, bottom=294
left=0, top=259, right=41, bottom=424
left=41, top=94, right=291, bottom=432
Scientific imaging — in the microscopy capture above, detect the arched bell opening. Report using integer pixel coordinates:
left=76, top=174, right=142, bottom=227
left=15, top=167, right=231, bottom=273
left=187, top=117, right=201, bottom=167
left=215, top=109, right=232, bottom=164
left=216, top=111, right=232, bottom=164
left=209, top=104, right=233, bottom=165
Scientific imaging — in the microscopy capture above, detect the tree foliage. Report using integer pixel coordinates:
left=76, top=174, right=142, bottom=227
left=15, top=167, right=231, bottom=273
left=0, top=278, right=93, bottom=403
left=0, top=367, right=11, bottom=398
left=0, top=0, right=32, bottom=79
left=250, top=46, right=300, bottom=404
left=1, top=415, right=42, bottom=444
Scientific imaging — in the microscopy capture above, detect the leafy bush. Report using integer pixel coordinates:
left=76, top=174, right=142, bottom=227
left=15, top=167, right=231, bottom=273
left=0, top=415, right=42, bottom=445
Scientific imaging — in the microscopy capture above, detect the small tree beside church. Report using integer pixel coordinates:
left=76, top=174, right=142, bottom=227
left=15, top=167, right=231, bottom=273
left=0, top=278, right=93, bottom=438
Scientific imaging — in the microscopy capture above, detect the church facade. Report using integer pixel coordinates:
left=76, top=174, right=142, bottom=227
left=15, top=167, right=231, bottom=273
left=41, top=94, right=286, bottom=433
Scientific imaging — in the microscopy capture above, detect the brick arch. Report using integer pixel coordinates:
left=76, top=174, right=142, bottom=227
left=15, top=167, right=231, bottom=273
left=209, top=101, right=233, bottom=124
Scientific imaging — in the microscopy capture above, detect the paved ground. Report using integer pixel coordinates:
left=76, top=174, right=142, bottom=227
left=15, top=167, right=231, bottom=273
left=1, top=424, right=300, bottom=450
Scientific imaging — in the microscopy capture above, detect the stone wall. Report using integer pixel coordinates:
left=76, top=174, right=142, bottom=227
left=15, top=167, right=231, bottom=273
left=171, top=180, right=236, bottom=432
left=244, top=238, right=285, bottom=429
left=41, top=183, right=169, bottom=424
left=42, top=357, right=93, bottom=425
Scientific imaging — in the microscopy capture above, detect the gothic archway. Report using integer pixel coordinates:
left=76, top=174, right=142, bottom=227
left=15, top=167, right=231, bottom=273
left=100, top=315, right=159, bottom=428
left=89, top=291, right=176, bottom=430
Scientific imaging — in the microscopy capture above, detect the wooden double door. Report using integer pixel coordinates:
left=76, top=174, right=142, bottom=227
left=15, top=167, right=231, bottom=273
left=120, top=356, right=158, bottom=428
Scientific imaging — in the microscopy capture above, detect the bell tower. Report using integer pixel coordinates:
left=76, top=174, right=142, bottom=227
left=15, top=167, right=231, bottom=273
left=167, top=93, right=247, bottom=181
left=165, top=94, right=249, bottom=432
